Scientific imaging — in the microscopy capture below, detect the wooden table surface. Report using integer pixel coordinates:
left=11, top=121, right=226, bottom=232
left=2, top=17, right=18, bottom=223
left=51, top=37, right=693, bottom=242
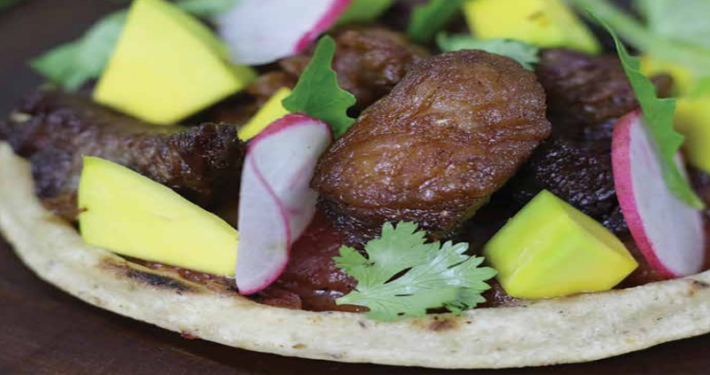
left=2, top=1, right=710, bottom=374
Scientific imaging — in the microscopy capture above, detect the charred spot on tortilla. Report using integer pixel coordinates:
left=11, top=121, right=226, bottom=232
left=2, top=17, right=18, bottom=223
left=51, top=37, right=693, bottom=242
left=428, top=318, right=458, bottom=332
left=103, top=259, right=195, bottom=293
left=688, top=280, right=710, bottom=296
left=126, top=268, right=194, bottom=293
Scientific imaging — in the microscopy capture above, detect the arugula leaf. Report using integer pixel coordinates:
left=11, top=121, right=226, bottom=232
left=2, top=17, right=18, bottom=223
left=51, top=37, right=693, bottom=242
left=407, top=0, right=464, bottom=44
left=282, top=36, right=356, bottom=138
left=437, top=34, right=540, bottom=70
left=593, top=15, right=705, bottom=209
left=335, top=222, right=497, bottom=321
left=635, top=0, right=710, bottom=51
left=30, top=0, right=237, bottom=91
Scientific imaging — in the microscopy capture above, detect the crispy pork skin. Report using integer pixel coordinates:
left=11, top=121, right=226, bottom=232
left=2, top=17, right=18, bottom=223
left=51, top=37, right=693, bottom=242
left=0, top=89, right=245, bottom=222
left=312, top=51, right=551, bottom=245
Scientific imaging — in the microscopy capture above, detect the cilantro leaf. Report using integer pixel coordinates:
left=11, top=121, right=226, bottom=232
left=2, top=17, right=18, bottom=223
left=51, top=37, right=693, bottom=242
left=635, top=0, right=710, bottom=51
left=407, top=0, right=464, bottom=44
left=30, top=0, right=237, bottom=91
left=437, top=34, right=540, bottom=70
left=593, top=14, right=705, bottom=209
left=335, top=222, right=497, bottom=322
left=282, top=36, right=356, bottom=138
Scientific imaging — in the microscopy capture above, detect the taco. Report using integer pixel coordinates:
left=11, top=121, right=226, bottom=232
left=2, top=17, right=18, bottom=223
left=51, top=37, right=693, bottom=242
left=2, top=0, right=710, bottom=369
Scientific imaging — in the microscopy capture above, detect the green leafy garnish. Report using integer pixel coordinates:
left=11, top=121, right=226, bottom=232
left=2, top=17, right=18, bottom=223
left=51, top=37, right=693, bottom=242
left=636, top=0, right=710, bottom=51
left=32, top=12, right=127, bottom=91
left=282, top=36, right=356, bottom=138
left=334, top=222, right=497, bottom=322
left=337, top=0, right=395, bottom=25
left=593, top=14, right=705, bottom=209
left=407, top=0, right=464, bottom=44
left=567, top=0, right=710, bottom=84
left=173, top=0, right=237, bottom=18
left=30, top=0, right=237, bottom=91
left=437, top=34, right=540, bottom=71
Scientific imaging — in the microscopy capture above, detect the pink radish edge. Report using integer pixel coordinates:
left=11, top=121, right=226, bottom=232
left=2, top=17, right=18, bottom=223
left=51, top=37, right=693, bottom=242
left=294, top=0, right=353, bottom=53
left=238, top=114, right=334, bottom=295
left=239, top=156, right=293, bottom=295
left=612, top=110, right=695, bottom=279
left=249, top=113, right=334, bottom=147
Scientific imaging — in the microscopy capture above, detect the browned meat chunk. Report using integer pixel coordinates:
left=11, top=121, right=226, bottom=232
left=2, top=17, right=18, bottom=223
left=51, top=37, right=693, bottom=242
left=255, top=212, right=365, bottom=312
left=506, top=49, right=674, bottom=228
left=312, top=51, right=551, bottom=245
left=0, top=89, right=245, bottom=222
left=536, top=48, right=673, bottom=138
left=508, top=138, right=619, bottom=226
left=492, top=49, right=677, bottom=286
left=245, top=71, right=298, bottom=106
left=280, top=25, right=428, bottom=111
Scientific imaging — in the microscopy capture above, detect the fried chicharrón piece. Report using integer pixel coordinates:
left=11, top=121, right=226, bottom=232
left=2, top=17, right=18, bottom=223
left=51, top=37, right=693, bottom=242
left=312, top=50, right=551, bottom=245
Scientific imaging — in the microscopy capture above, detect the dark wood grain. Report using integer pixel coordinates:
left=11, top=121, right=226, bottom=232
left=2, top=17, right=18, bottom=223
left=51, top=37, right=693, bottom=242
left=1, top=1, right=709, bottom=374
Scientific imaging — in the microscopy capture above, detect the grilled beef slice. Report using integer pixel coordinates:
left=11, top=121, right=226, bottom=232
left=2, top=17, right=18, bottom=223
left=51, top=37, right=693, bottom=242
left=0, top=89, right=245, bottom=222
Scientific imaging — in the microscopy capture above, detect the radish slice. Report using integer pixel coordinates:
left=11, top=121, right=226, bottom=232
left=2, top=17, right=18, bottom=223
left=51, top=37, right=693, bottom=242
left=237, top=114, right=333, bottom=294
left=612, top=110, right=706, bottom=278
left=217, top=0, right=352, bottom=65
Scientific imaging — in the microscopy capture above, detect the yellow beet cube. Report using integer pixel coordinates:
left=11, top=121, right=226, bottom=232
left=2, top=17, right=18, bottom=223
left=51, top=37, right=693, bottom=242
left=78, top=157, right=239, bottom=276
left=238, top=87, right=292, bottom=141
left=464, top=0, right=600, bottom=54
left=94, top=0, right=255, bottom=125
left=484, top=190, right=637, bottom=299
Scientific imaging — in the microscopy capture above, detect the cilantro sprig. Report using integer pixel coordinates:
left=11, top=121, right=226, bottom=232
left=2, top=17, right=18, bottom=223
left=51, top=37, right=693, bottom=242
left=592, top=15, right=705, bottom=209
left=282, top=36, right=357, bottom=138
left=30, top=0, right=238, bottom=91
left=437, top=34, right=540, bottom=71
left=407, top=0, right=464, bottom=44
left=335, top=222, right=497, bottom=322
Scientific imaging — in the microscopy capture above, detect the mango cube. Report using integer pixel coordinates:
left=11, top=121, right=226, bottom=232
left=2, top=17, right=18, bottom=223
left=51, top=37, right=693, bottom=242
left=675, top=97, right=710, bottom=173
left=238, top=87, right=292, bottom=141
left=78, top=157, right=239, bottom=276
left=94, top=0, right=255, bottom=125
left=484, top=190, right=637, bottom=299
left=463, top=0, right=601, bottom=55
